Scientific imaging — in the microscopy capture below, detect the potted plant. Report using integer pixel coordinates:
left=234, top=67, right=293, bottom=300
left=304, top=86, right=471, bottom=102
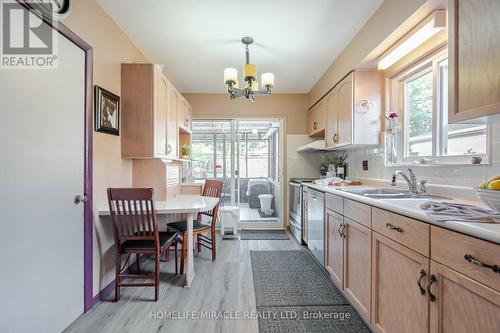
left=181, top=145, right=191, bottom=159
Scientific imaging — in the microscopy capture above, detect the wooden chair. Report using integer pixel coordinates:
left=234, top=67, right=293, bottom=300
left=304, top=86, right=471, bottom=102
left=107, top=188, right=179, bottom=302
left=167, top=180, right=223, bottom=274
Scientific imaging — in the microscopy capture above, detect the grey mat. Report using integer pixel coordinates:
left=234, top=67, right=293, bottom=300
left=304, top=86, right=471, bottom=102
left=251, top=250, right=322, bottom=272
left=257, top=305, right=371, bottom=333
left=241, top=230, right=289, bottom=240
left=250, top=251, right=348, bottom=307
left=251, top=250, right=370, bottom=332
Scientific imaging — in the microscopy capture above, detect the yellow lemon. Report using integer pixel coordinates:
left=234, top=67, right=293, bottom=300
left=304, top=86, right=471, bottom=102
left=479, top=180, right=488, bottom=189
left=486, top=175, right=500, bottom=186
left=487, top=180, right=500, bottom=191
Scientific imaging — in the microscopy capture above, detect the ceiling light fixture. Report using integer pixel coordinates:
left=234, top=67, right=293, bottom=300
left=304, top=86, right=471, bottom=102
left=377, top=10, right=446, bottom=70
left=224, top=37, right=274, bottom=101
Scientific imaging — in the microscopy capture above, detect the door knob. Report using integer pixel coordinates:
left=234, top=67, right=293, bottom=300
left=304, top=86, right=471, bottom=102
left=74, top=195, right=87, bottom=204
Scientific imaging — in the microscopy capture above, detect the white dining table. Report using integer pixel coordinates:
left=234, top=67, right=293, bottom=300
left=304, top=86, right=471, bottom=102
left=99, top=195, right=219, bottom=288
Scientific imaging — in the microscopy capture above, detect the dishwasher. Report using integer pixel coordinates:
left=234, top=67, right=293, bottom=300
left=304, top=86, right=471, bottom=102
left=305, top=187, right=325, bottom=266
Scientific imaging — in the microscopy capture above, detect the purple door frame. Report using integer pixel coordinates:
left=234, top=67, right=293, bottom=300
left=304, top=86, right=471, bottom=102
left=17, top=1, right=95, bottom=313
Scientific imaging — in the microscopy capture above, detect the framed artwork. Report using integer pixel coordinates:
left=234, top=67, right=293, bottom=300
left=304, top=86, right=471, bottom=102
left=94, top=85, right=120, bottom=135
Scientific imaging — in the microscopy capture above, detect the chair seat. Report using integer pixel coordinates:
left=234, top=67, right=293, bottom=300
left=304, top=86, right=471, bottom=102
left=121, top=231, right=178, bottom=251
left=167, top=220, right=211, bottom=234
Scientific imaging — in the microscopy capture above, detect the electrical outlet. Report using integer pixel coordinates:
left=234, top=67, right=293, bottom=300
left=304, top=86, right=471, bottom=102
left=362, top=160, right=368, bottom=171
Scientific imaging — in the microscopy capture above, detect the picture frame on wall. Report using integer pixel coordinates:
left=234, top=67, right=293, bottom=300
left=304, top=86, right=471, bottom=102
left=94, top=85, right=120, bottom=135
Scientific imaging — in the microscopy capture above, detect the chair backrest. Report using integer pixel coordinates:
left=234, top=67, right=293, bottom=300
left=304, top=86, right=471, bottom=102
left=199, top=180, right=223, bottom=227
left=107, top=188, right=159, bottom=244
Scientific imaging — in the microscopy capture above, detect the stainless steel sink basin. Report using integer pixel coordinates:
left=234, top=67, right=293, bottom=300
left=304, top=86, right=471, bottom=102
left=338, top=187, right=450, bottom=200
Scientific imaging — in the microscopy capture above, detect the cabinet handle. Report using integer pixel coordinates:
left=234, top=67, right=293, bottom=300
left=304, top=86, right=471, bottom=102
left=417, top=269, right=427, bottom=296
left=313, top=121, right=318, bottom=130
left=339, top=223, right=346, bottom=238
left=333, top=133, right=337, bottom=143
left=464, top=254, right=499, bottom=274
left=427, top=275, right=437, bottom=302
left=385, top=223, right=403, bottom=233
left=166, top=144, right=172, bottom=155
left=337, top=224, right=342, bottom=238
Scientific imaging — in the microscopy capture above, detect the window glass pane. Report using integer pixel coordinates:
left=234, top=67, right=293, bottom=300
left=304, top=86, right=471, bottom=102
left=405, top=70, right=433, bottom=157
left=246, top=140, right=268, bottom=178
left=437, top=59, right=487, bottom=156
left=192, top=140, right=214, bottom=179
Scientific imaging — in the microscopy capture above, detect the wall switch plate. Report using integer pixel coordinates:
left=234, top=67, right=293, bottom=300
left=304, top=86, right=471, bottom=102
left=362, top=160, right=368, bottom=171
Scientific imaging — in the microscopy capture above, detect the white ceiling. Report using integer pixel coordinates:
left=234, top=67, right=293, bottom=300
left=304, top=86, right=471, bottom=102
left=97, top=0, right=383, bottom=93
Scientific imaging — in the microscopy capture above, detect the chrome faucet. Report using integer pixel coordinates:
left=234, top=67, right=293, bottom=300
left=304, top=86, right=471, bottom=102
left=391, top=168, right=419, bottom=194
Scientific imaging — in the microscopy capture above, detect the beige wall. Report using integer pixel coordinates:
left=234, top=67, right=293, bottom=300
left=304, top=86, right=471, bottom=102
left=63, top=0, right=148, bottom=296
left=308, top=0, right=427, bottom=107
left=184, top=93, right=309, bottom=135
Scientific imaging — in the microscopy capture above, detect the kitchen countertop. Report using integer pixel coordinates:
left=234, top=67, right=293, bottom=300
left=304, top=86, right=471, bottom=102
left=181, top=182, right=204, bottom=186
left=303, top=183, right=500, bottom=245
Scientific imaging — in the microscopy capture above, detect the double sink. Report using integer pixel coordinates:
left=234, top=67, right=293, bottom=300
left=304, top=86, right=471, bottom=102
left=337, top=187, right=450, bottom=200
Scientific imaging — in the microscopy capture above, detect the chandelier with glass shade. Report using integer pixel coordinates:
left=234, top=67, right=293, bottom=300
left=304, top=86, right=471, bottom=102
left=223, top=37, right=275, bottom=101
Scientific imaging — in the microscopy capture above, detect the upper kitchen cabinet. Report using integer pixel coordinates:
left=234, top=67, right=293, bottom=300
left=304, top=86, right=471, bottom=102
left=325, top=70, right=382, bottom=149
left=308, top=99, right=326, bottom=137
left=121, top=64, right=178, bottom=159
left=448, top=0, right=500, bottom=123
left=178, top=94, right=192, bottom=133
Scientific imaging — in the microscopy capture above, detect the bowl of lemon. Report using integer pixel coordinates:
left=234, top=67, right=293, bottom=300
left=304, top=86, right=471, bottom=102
left=477, top=176, right=500, bottom=212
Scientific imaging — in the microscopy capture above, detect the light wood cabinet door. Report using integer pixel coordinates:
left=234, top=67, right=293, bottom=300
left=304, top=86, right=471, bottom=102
left=449, top=0, right=500, bottom=122
left=166, top=84, right=179, bottom=158
left=344, top=218, right=371, bottom=322
left=326, top=209, right=344, bottom=289
left=308, top=100, right=326, bottom=136
left=325, top=89, right=338, bottom=149
left=337, top=73, right=353, bottom=146
left=372, top=232, right=429, bottom=333
left=154, top=70, right=168, bottom=158
left=429, top=260, right=500, bottom=333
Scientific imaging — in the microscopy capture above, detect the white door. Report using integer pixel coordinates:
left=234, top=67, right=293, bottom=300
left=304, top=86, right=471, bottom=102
left=0, top=15, right=86, bottom=333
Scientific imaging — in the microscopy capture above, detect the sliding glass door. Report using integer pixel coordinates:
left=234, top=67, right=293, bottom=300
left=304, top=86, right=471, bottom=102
left=191, top=119, right=283, bottom=227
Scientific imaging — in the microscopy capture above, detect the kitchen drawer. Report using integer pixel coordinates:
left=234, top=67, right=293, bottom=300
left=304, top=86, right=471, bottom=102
left=431, top=226, right=500, bottom=292
left=325, top=193, right=343, bottom=214
left=372, top=208, right=429, bottom=256
left=344, top=199, right=371, bottom=227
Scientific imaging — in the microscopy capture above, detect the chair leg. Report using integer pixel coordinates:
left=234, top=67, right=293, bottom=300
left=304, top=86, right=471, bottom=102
left=136, top=253, right=140, bottom=273
left=114, top=251, right=121, bottom=302
left=165, top=248, right=170, bottom=262
left=211, top=229, right=216, bottom=261
left=154, top=251, right=160, bottom=302
left=197, top=234, right=201, bottom=252
left=179, top=233, right=187, bottom=275
left=174, top=241, right=178, bottom=275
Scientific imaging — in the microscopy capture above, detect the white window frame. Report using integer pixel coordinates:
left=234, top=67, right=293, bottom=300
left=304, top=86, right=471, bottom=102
left=390, top=47, right=491, bottom=166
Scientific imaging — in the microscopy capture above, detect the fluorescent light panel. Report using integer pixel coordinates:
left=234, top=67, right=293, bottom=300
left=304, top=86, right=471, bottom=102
left=378, top=10, right=446, bottom=70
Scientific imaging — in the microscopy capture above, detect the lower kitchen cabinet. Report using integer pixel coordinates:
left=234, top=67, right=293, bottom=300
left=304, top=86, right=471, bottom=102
left=429, top=260, right=500, bottom=333
left=343, top=218, right=371, bottom=321
left=326, top=209, right=344, bottom=288
left=371, top=232, right=429, bottom=333
left=321, top=192, right=500, bottom=332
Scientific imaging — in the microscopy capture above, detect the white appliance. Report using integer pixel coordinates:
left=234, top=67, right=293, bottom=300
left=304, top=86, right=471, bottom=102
left=305, top=187, right=325, bottom=266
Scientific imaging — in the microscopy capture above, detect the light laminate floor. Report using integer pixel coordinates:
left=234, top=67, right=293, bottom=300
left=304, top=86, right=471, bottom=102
left=64, top=233, right=302, bottom=333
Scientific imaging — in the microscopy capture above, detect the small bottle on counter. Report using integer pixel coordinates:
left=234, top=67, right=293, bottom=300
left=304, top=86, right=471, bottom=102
left=337, top=163, right=346, bottom=179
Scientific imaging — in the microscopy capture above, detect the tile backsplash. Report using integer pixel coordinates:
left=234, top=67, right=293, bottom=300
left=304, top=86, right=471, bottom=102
left=347, top=123, right=500, bottom=188
left=286, top=135, right=322, bottom=180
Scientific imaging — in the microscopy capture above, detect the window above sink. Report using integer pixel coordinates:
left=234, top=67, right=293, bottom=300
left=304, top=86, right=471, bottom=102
left=386, top=47, right=491, bottom=167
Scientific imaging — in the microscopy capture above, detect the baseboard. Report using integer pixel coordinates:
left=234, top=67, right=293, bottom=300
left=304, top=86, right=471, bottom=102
left=90, top=255, right=148, bottom=309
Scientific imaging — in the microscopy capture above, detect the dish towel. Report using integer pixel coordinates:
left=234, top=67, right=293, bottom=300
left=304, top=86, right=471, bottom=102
left=421, top=201, right=500, bottom=223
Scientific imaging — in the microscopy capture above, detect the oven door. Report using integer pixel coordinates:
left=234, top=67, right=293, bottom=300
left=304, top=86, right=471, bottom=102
left=289, top=182, right=301, bottom=222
